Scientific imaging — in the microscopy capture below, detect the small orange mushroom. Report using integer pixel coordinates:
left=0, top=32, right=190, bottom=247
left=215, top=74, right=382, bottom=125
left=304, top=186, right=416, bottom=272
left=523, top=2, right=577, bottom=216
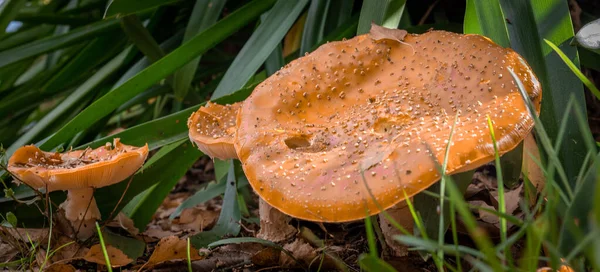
left=187, top=101, right=241, bottom=160
left=189, top=25, right=542, bottom=248
left=8, top=138, right=149, bottom=240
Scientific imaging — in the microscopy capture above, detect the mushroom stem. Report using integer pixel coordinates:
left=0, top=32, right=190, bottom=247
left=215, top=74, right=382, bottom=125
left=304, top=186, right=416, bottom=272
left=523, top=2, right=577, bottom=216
left=256, top=199, right=296, bottom=243
left=60, top=188, right=101, bottom=240
left=379, top=201, right=414, bottom=257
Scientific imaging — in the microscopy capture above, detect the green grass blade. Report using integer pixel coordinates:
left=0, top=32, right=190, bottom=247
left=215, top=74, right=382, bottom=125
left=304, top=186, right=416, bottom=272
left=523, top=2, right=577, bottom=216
left=545, top=39, right=600, bottom=100
left=357, top=0, right=406, bottom=34
left=323, top=0, right=354, bottom=35
left=0, top=0, right=27, bottom=40
left=486, top=115, right=507, bottom=257
left=6, top=46, right=134, bottom=155
left=104, top=0, right=181, bottom=18
left=119, top=14, right=165, bottom=62
left=463, top=0, right=482, bottom=34
left=95, top=222, right=113, bottom=272
left=173, top=0, right=226, bottom=100
left=300, top=0, right=331, bottom=55
left=358, top=254, right=398, bottom=272
left=210, top=0, right=309, bottom=100
left=35, top=0, right=276, bottom=152
left=0, top=17, right=124, bottom=68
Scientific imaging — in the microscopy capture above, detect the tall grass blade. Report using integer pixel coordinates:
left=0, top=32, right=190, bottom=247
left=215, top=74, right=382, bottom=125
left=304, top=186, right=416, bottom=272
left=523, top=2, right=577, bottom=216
left=104, top=0, right=181, bottom=18
left=0, top=0, right=27, bottom=40
left=119, top=14, right=165, bottom=62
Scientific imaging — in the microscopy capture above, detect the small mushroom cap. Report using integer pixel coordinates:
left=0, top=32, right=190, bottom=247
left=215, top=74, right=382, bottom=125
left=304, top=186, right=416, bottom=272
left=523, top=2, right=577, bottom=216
left=7, top=138, right=149, bottom=192
left=234, top=27, right=541, bottom=222
left=187, top=101, right=240, bottom=160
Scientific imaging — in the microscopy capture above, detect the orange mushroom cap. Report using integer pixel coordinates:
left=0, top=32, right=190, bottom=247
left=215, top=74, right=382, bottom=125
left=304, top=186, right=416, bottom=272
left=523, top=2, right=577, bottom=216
left=234, top=26, right=541, bottom=222
left=7, top=138, right=149, bottom=192
left=187, top=101, right=241, bottom=160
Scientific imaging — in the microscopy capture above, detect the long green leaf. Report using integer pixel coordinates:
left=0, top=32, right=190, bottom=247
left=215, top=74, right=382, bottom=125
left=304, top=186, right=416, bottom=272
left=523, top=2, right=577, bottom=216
left=471, top=0, right=510, bottom=47
left=300, top=0, right=331, bottom=55
left=0, top=25, right=54, bottom=51
left=120, top=14, right=165, bottom=62
left=104, top=0, right=182, bottom=18
left=0, top=17, right=124, bottom=68
left=357, top=0, right=406, bottom=35
left=173, top=0, right=226, bottom=100
left=6, top=46, right=134, bottom=155
left=210, top=0, right=309, bottom=99
left=36, top=0, right=276, bottom=152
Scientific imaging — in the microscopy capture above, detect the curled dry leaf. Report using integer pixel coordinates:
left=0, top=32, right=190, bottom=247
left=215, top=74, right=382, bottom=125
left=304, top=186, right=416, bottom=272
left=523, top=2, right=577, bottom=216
left=45, top=263, right=77, bottom=272
left=145, top=236, right=205, bottom=268
left=279, top=238, right=316, bottom=268
left=380, top=201, right=413, bottom=257
left=84, top=244, right=133, bottom=267
left=106, top=212, right=139, bottom=236
left=369, top=22, right=408, bottom=43
left=172, top=207, right=219, bottom=233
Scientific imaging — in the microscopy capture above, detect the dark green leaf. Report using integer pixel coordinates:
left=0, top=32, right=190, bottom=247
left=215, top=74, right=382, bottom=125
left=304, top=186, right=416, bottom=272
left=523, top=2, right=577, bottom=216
left=471, top=0, right=510, bottom=47
left=173, top=0, right=226, bottom=100
left=300, top=0, right=331, bottom=55
left=0, top=17, right=124, bottom=68
left=104, top=0, right=182, bottom=18
left=103, top=229, right=145, bottom=261
left=210, top=0, right=309, bottom=99
left=119, top=14, right=165, bottom=62
left=358, top=254, right=398, bottom=272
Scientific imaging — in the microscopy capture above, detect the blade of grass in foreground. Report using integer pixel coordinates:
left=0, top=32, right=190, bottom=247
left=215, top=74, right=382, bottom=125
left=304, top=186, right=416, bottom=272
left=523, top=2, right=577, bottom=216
left=36, top=0, right=276, bottom=152
left=0, top=0, right=27, bottom=40
left=210, top=0, right=309, bottom=99
left=544, top=39, right=600, bottom=100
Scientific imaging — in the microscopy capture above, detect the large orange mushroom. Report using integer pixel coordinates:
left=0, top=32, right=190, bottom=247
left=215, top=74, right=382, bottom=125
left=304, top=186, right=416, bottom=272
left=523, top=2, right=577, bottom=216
left=189, top=24, right=542, bottom=250
left=8, top=138, right=149, bottom=240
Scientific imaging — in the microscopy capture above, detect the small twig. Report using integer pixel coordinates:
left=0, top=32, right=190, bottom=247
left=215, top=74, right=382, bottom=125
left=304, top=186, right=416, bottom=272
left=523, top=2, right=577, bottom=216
left=418, top=0, right=440, bottom=25
left=104, top=174, right=135, bottom=225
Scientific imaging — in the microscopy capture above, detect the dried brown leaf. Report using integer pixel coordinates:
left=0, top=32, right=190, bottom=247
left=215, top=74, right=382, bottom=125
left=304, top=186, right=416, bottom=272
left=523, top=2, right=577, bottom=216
left=251, top=247, right=280, bottom=267
left=279, top=238, right=316, bottom=267
left=45, top=263, right=77, bottom=272
left=106, top=212, right=139, bottom=236
left=172, top=208, right=219, bottom=232
left=145, top=236, right=205, bottom=268
left=84, top=244, right=133, bottom=267
left=369, top=23, right=408, bottom=43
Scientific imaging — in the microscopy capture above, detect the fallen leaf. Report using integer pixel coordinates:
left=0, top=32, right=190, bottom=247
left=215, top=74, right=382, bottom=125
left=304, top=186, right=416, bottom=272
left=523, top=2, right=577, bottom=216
left=0, top=243, right=18, bottom=263
left=145, top=236, right=205, bottom=268
left=84, top=244, right=133, bottom=267
left=51, top=235, right=88, bottom=262
left=143, top=226, right=181, bottom=240
left=4, top=227, right=47, bottom=242
left=45, top=263, right=77, bottom=272
left=523, top=133, right=544, bottom=204
left=279, top=238, right=316, bottom=267
left=106, top=212, right=139, bottom=236
left=369, top=23, right=408, bottom=43
left=172, top=207, right=219, bottom=232
left=380, top=201, right=413, bottom=257
left=252, top=247, right=280, bottom=267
